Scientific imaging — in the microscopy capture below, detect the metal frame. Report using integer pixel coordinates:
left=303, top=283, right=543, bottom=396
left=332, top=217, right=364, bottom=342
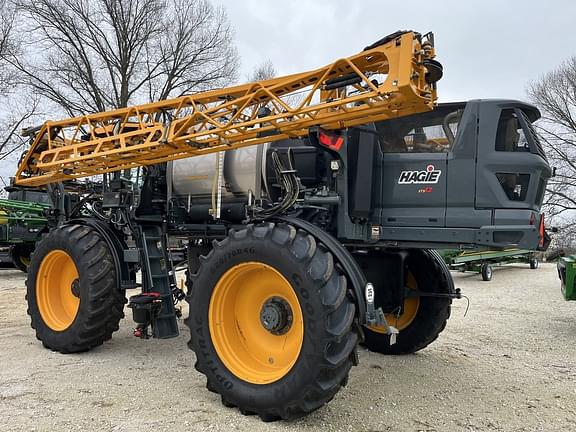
left=441, top=248, right=537, bottom=275
left=16, top=31, right=439, bottom=186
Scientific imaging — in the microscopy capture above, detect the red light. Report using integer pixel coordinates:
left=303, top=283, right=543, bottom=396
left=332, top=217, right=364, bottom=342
left=319, top=130, right=344, bottom=151
left=539, top=214, right=545, bottom=248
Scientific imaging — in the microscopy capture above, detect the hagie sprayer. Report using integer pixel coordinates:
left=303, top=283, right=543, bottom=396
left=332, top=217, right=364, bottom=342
left=12, top=31, right=551, bottom=421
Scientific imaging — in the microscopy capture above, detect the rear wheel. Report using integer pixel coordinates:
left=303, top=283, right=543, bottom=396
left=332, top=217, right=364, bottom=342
left=358, top=250, right=452, bottom=355
left=186, top=223, right=358, bottom=421
left=26, top=224, right=126, bottom=353
left=10, top=243, right=34, bottom=273
left=530, top=257, right=539, bottom=269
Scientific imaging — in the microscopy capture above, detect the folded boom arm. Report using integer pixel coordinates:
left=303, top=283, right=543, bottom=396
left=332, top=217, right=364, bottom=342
left=15, top=31, right=441, bottom=187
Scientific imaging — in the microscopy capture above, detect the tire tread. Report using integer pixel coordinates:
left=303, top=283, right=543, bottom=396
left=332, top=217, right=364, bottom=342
left=186, top=222, right=359, bottom=421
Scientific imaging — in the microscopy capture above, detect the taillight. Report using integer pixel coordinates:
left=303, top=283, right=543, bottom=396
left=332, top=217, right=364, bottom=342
left=318, top=130, right=344, bottom=151
left=539, top=214, right=545, bottom=248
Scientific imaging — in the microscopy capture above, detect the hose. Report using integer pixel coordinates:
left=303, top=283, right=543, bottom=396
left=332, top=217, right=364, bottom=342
left=252, top=150, right=300, bottom=219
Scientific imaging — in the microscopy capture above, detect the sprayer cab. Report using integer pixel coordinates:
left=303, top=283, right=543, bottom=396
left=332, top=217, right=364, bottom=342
left=371, top=99, right=551, bottom=249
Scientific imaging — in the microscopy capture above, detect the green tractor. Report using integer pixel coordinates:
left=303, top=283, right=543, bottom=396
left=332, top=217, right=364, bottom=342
left=0, top=190, right=50, bottom=272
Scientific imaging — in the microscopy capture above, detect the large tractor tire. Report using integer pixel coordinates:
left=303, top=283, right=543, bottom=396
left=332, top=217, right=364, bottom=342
left=26, top=224, right=126, bottom=353
left=10, top=243, right=34, bottom=273
left=358, top=249, right=452, bottom=355
left=186, top=223, right=358, bottom=421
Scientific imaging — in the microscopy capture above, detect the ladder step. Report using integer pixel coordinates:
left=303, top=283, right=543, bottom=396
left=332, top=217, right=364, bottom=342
left=139, top=225, right=179, bottom=339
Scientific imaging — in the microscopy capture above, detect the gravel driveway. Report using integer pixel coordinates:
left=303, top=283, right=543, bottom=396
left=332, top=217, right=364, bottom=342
left=1, top=263, right=575, bottom=432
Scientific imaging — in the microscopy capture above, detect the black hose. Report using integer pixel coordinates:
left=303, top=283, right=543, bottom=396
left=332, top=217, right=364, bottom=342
left=252, top=151, right=300, bottom=219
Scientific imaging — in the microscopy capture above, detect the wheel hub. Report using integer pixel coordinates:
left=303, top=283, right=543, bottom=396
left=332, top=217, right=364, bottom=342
left=260, top=296, right=293, bottom=335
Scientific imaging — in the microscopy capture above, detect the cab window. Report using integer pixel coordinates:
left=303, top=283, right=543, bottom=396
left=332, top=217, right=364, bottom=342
left=377, top=108, right=462, bottom=153
left=495, top=109, right=530, bottom=152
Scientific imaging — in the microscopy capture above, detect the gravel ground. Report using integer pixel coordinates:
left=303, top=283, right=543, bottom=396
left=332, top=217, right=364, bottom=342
left=1, top=262, right=575, bottom=432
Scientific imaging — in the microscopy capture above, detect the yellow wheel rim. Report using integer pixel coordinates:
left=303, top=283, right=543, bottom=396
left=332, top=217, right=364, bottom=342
left=209, top=262, right=304, bottom=385
left=36, top=250, right=80, bottom=331
left=368, top=272, right=420, bottom=334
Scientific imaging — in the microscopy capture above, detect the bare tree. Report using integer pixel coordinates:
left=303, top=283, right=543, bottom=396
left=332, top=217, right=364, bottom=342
left=0, top=1, right=17, bottom=94
left=4, top=0, right=239, bottom=116
left=0, top=97, right=39, bottom=158
left=247, top=60, right=276, bottom=82
left=528, top=58, right=576, bottom=216
left=0, top=1, right=39, bottom=191
left=528, top=57, right=576, bottom=248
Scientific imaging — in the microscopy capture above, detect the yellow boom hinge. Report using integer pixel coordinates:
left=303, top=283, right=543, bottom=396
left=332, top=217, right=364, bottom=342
left=15, top=30, right=441, bottom=187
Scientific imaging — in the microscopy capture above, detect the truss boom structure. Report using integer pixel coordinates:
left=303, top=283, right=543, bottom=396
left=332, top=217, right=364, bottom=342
left=15, top=31, right=441, bottom=187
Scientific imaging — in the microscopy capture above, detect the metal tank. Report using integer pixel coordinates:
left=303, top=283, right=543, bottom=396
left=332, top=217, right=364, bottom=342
left=170, top=144, right=269, bottom=201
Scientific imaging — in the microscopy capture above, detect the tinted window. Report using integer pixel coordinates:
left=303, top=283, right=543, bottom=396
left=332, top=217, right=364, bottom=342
left=377, top=109, right=462, bottom=153
left=495, top=109, right=530, bottom=152
left=496, top=173, right=530, bottom=201
left=518, top=109, right=547, bottom=159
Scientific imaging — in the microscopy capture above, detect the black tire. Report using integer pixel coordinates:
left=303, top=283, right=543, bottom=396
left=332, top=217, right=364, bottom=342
left=481, top=263, right=493, bottom=281
left=26, top=224, right=126, bottom=353
left=186, top=222, right=358, bottom=421
left=530, top=257, right=539, bottom=269
left=10, top=243, right=34, bottom=273
left=360, top=250, right=452, bottom=355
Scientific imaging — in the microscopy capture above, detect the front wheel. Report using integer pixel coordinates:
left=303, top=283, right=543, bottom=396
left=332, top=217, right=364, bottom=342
left=186, top=223, right=358, bottom=421
left=530, top=257, right=539, bottom=269
left=359, top=250, right=452, bottom=355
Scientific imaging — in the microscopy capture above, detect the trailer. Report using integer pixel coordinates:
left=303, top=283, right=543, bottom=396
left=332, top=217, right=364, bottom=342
left=440, top=249, right=539, bottom=281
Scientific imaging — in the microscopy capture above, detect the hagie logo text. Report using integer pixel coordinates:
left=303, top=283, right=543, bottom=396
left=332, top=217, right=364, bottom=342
left=398, top=165, right=442, bottom=185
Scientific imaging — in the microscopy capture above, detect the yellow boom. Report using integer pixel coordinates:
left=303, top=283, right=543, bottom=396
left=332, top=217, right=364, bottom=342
left=15, top=31, right=441, bottom=187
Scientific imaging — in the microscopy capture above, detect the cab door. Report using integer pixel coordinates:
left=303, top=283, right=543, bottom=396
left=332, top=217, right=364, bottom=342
left=379, top=153, right=447, bottom=227
left=376, top=105, right=464, bottom=228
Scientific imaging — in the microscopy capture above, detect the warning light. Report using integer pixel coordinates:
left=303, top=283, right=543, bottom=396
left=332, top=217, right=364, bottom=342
left=318, top=130, right=344, bottom=151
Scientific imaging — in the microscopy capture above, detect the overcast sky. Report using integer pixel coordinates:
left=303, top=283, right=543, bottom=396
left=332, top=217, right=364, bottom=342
left=215, top=0, right=574, bottom=103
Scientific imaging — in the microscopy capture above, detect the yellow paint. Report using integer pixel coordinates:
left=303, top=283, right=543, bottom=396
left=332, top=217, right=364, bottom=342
left=368, top=272, right=420, bottom=334
left=36, top=250, right=80, bottom=331
left=209, top=262, right=304, bottom=384
left=15, top=32, right=439, bottom=187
